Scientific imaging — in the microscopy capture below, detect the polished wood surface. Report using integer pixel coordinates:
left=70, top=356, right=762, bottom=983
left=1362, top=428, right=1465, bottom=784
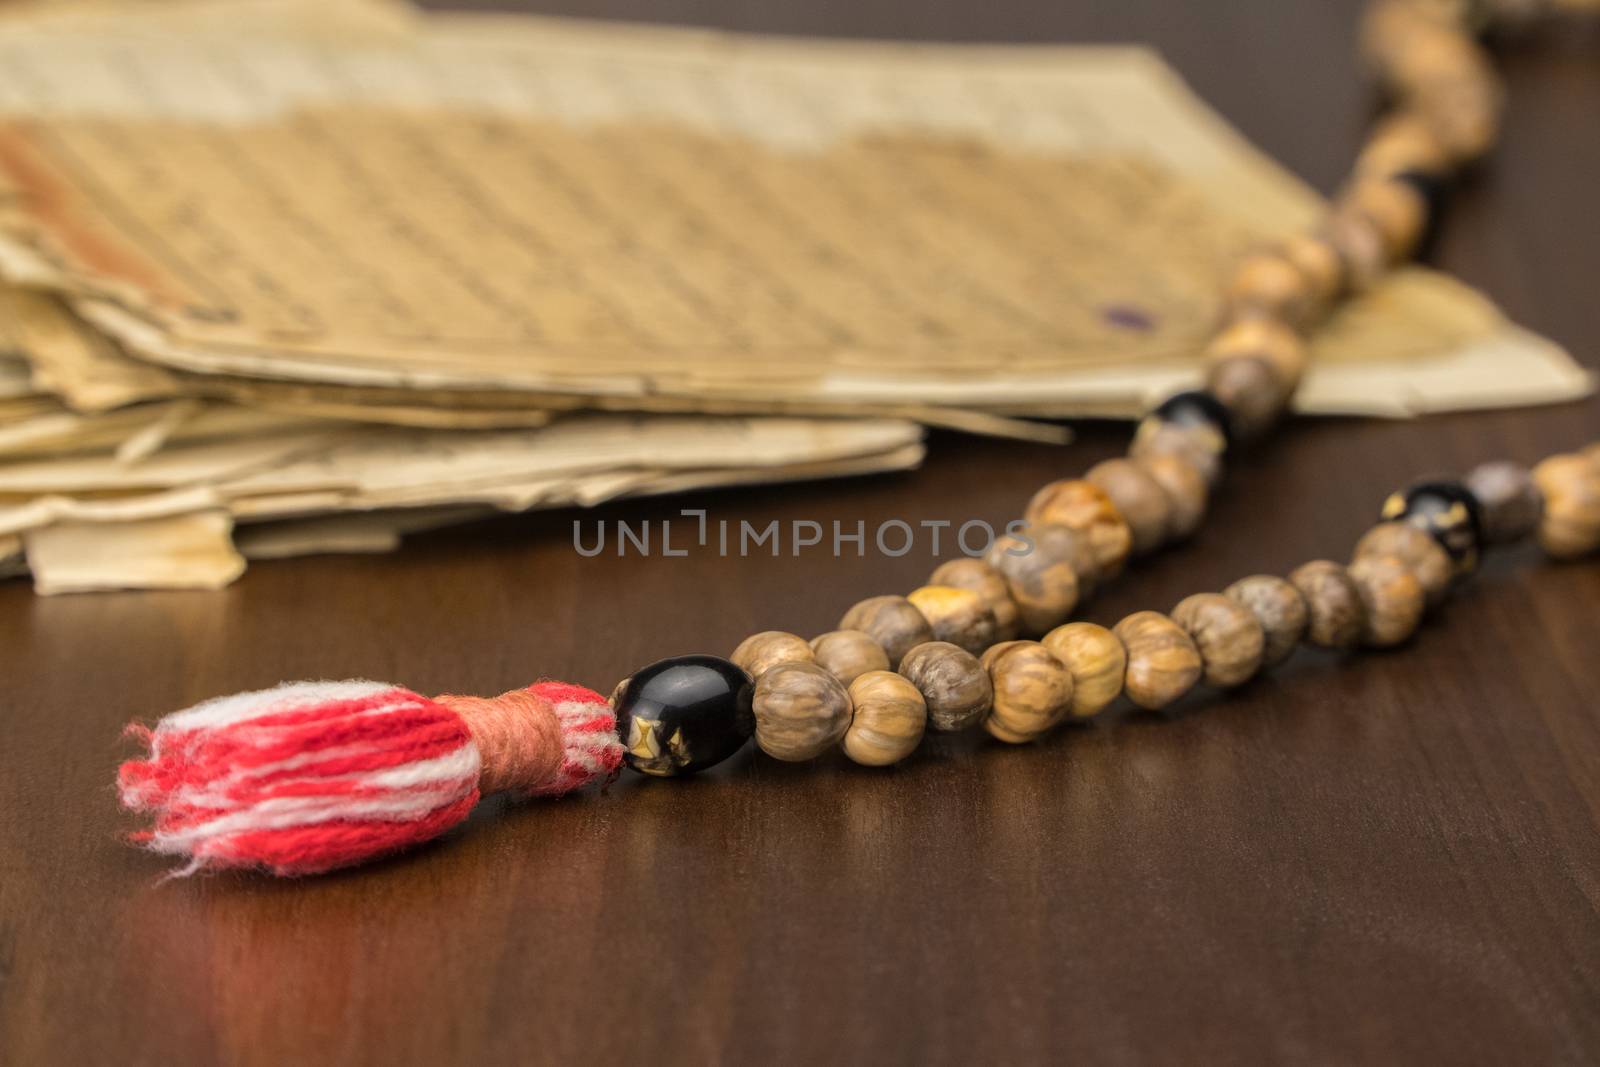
left=3, top=2, right=1599, bottom=1062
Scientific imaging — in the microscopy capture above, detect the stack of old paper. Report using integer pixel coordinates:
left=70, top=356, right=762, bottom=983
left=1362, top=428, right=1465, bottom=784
left=0, top=0, right=1588, bottom=592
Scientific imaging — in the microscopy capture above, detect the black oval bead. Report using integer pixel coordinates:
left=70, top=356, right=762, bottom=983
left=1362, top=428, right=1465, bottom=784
left=613, top=655, right=754, bottom=777
left=1393, top=170, right=1451, bottom=259
left=1381, top=480, right=1484, bottom=574
left=1150, top=389, right=1234, bottom=449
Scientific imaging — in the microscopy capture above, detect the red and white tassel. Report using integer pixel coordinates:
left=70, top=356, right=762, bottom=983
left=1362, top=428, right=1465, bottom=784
left=118, top=679, right=623, bottom=877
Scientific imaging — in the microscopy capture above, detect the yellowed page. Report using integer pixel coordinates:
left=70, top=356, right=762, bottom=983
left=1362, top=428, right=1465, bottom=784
left=0, top=414, right=924, bottom=532
left=0, top=287, right=181, bottom=410
left=0, top=6, right=1583, bottom=417
left=23, top=509, right=245, bottom=594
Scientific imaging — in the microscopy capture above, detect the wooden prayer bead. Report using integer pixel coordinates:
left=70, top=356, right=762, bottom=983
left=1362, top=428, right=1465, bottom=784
left=898, top=641, right=993, bottom=732
left=1356, top=112, right=1454, bottom=180
left=1322, top=210, right=1388, bottom=291
left=1223, top=575, right=1308, bottom=668
left=1205, top=356, right=1291, bottom=441
left=1416, top=76, right=1502, bottom=164
left=1531, top=452, right=1600, bottom=559
left=1113, top=611, right=1203, bottom=710
left=984, top=523, right=1087, bottom=634
left=1130, top=419, right=1223, bottom=487
left=1347, top=554, right=1426, bottom=647
left=979, top=640, right=1074, bottom=743
left=839, top=594, right=934, bottom=669
left=1134, top=453, right=1208, bottom=540
left=929, top=558, right=1020, bottom=641
left=1086, top=458, right=1172, bottom=555
left=1376, top=11, right=1489, bottom=98
left=1041, top=621, right=1126, bottom=717
left=1464, top=460, right=1542, bottom=545
left=1288, top=561, right=1366, bottom=650
left=1361, top=0, right=1448, bottom=70
left=1024, top=479, right=1133, bottom=578
left=1226, top=249, right=1316, bottom=327
left=1206, top=317, right=1307, bottom=394
left=752, top=661, right=852, bottom=762
left=843, top=671, right=927, bottom=767
left=1170, top=593, right=1265, bottom=688
left=1282, top=233, right=1346, bottom=312
left=1353, top=521, right=1454, bottom=606
left=1341, top=176, right=1429, bottom=261
left=1015, top=519, right=1100, bottom=596
left=808, top=629, right=890, bottom=688
left=731, top=630, right=814, bottom=679
left=906, top=585, right=998, bottom=656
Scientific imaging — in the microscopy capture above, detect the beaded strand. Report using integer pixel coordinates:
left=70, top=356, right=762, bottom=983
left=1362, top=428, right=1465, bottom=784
left=114, top=443, right=1600, bottom=876
left=613, top=445, right=1600, bottom=774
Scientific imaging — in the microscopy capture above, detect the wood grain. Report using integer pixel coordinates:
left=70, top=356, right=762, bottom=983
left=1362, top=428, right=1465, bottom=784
left=3, top=1, right=1600, bottom=1062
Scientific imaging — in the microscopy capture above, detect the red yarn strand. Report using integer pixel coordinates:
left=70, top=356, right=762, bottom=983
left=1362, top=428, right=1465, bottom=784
left=118, top=678, right=623, bottom=877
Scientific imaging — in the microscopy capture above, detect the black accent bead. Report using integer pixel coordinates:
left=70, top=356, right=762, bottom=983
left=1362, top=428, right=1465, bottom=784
left=1380, top=480, right=1484, bottom=575
left=1151, top=389, right=1233, bottom=449
left=1393, top=170, right=1452, bottom=260
left=614, top=655, right=754, bottom=777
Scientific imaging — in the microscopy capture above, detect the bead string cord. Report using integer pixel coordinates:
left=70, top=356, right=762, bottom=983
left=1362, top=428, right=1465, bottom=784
left=117, top=0, right=1600, bottom=876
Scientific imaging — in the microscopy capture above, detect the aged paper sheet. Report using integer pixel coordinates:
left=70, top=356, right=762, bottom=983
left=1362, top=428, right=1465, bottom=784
left=23, top=509, right=245, bottom=593
left=0, top=414, right=925, bottom=532
left=0, top=3, right=1586, bottom=417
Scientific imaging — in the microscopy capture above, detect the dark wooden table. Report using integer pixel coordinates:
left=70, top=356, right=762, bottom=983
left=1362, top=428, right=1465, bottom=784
left=4, top=1, right=1599, bottom=1063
